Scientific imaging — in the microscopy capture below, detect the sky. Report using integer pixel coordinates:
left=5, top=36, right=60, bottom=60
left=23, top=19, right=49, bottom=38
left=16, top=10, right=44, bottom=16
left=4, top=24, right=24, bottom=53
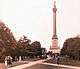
left=0, top=0, right=80, bottom=50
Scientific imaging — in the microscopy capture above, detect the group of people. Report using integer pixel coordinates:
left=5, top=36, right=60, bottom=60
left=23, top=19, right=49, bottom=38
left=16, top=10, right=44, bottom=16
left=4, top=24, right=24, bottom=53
left=5, top=56, right=12, bottom=66
left=52, top=55, right=60, bottom=65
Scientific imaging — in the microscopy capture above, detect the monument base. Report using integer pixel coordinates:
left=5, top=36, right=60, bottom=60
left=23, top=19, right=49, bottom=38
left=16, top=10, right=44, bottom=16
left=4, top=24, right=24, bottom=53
left=50, top=48, right=60, bottom=54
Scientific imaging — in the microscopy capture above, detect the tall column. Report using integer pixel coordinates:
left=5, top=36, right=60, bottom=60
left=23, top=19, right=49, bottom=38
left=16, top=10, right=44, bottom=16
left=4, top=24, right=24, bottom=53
left=50, top=1, right=60, bottom=54
left=52, top=1, right=57, bottom=39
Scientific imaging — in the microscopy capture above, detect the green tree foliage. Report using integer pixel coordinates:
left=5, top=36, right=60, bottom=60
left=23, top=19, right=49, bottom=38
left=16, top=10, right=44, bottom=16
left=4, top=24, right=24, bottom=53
left=31, top=41, right=42, bottom=58
left=16, top=36, right=43, bottom=58
left=0, top=39, right=6, bottom=62
left=0, top=21, right=45, bottom=62
left=15, top=35, right=31, bottom=57
left=41, top=47, right=47, bottom=55
left=61, top=37, right=80, bottom=60
left=0, top=21, right=16, bottom=62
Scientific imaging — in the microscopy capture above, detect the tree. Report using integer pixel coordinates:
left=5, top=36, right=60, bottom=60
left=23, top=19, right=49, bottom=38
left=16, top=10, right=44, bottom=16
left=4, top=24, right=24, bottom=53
left=41, top=47, right=47, bottom=55
left=61, top=37, right=80, bottom=60
left=0, top=39, right=6, bottom=63
left=15, top=35, right=31, bottom=59
left=15, top=36, right=43, bottom=59
left=31, top=41, right=42, bottom=58
left=0, top=21, right=17, bottom=62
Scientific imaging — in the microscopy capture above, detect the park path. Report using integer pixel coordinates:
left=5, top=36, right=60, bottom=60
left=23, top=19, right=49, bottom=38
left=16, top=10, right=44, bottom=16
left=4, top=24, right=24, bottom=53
left=42, top=63, right=80, bottom=69
left=8, top=60, right=43, bottom=69
left=8, top=58, right=80, bottom=69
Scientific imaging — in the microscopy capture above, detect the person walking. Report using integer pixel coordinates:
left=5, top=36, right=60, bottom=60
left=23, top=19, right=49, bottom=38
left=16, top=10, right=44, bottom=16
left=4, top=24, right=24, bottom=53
left=56, top=56, right=60, bottom=65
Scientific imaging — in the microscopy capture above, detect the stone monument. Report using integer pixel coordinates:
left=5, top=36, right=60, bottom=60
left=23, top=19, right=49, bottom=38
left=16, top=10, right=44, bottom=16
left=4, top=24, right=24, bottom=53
left=50, top=1, right=60, bottom=54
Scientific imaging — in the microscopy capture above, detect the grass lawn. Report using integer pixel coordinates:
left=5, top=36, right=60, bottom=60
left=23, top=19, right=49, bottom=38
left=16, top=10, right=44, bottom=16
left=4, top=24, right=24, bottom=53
left=45, top=57, right=80, bottom=67
left=60, top=58, right=80, bottom=67
left=8, top=58, right=40, bottom=68
left=8, top=61, right=29, bottom=68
